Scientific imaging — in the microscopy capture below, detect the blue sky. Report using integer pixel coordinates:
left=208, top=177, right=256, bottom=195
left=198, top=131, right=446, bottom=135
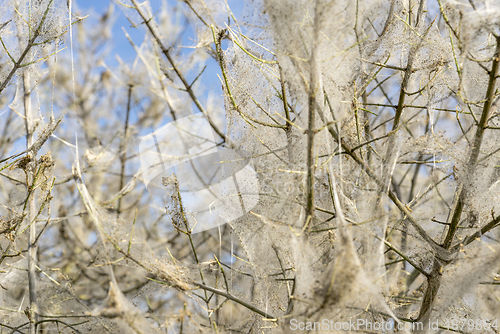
left=74, top=0, right=246, bottom=135
left=75, top=0, right=245, bottom=66
left=75, top=0, right=166, bottom=66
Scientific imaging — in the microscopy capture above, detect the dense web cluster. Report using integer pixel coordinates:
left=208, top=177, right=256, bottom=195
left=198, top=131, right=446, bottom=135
left=1, top=0, right=500, bottom=333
